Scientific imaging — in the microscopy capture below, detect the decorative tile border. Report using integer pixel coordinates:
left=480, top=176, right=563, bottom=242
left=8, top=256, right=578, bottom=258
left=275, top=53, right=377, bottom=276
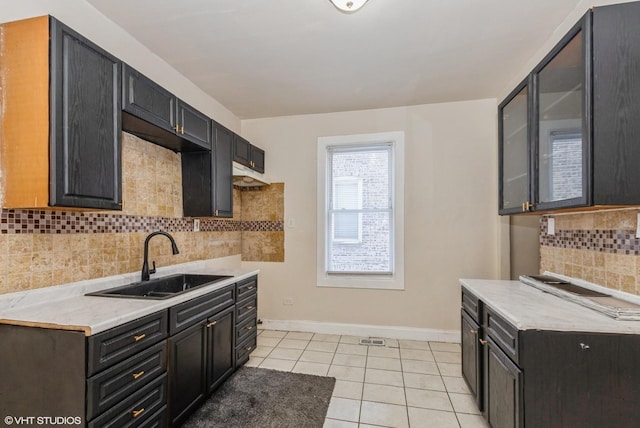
left=540, top=217, right=640, bottom=255
left=0, top=209, right=283, bottom=234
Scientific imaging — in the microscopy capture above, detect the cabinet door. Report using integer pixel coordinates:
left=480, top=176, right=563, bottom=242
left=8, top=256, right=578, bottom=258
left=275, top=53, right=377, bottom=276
left=486, top=338, right=522, bottom=428
left=122, top=64, right=177, bottom=134
left=177, top=100, right=211, bottom=150
left=250, top=145, right=265, bottom=173
left=212, top=123, right=234, bottom=217
left=499, top=78, right=531, bottom=214
left=206, top=306, right=235, bottom=393
left=233, top=135, right=252, bottom=167
left=461, top=310, right=482, bottom=409
left=533, top=14, right=591, bottom=211
left=168, top=323, right=206, bottom=427
left=49, top=18, right=122, bottom=210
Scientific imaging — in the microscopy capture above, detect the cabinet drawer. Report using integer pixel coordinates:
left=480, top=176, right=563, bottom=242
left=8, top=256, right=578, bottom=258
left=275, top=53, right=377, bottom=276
left=88, top=311, right=168, bottom=376
left=169, top=285, right=235, bottom=335
left=88, top=373, right=167, bottom=428
left=137, top=405, right=167, bottom=428
left=236, top=315, right=257, bottom=344
left=86, top=341, right=167, bottom=420
left=236, top=295, right=257, bottom=324
left=486, top=307, right=519, bottom=364
left=236, top=276, right=257, bottom=301
left=236, top=334, right=257, bottom=367
left=462, top=287, right=481, bottom=324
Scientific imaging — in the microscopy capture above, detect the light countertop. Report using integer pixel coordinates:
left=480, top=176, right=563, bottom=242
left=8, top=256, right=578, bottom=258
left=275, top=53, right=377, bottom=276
left=460, top=277, right=640, bottom=335
left=0, top=257, right=258, bottom=336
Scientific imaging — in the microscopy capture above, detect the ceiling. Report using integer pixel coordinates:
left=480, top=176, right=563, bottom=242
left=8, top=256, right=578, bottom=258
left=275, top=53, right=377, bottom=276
left=87, top=0, right=582, bottom=119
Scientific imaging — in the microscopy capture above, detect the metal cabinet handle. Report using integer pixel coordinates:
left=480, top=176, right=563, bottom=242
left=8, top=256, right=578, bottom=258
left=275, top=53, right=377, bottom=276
left=246, top=346, right=253, bottom=351
left=206, top=320, right=217, bottom=328
left=247, top=286, right=254, bottom=290
left=133, top=333, right=146, bottom=342
left=246, top=305, right=254, bottom=310
left=180, top=125, right=184, bottom=134
left=245, top=326, right=254, bottom=330
left=470, top=329, right=478, bottom=335
left=580, top=343, right=590, bottom=350
left=132, top=408, right=145, bottom=418
left=132, top=370, right=145, bottom=380
left=479, top=339, right=488, bottom=346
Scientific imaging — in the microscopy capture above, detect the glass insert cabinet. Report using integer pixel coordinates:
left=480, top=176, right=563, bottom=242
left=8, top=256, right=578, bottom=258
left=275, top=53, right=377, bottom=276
left=498, top=2, right=640, bottom=215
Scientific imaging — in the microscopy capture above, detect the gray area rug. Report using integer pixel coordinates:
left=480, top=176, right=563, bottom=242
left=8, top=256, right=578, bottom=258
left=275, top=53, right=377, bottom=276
left=182, top=367, right=336, bottom=428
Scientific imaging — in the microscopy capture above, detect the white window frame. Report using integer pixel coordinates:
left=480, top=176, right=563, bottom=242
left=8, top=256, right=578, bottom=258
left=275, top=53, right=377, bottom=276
left=317, top=131, right=405, bottom=290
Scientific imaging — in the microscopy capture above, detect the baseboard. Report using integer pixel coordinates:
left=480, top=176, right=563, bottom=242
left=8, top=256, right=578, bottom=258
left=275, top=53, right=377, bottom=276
left=259, top=319, right=460, bottom=343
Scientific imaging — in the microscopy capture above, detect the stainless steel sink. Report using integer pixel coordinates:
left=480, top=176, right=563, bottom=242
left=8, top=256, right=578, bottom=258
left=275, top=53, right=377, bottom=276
left=86, top=274, right=233, bottom=299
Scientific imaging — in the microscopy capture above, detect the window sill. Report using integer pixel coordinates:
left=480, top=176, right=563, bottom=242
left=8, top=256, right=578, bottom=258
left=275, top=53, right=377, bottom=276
left=317, top=274, right=404, bottom=290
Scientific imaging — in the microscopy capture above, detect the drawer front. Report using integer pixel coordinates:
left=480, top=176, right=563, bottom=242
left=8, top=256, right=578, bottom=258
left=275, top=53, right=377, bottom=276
left=236, top=276, right=257, bottom=301
left=86, top=341, right=167, bottom=420
left=88, top=373, right=167, bottom=428
left=235, top=295, right=257, bottom=324
left=88, top=311, right=168, bottom=376
left=137, top=405, right=167, bottom=428
left=169, top=285, right=235, bottom=335
left=235, top=334, right=257, bottom=368
left=236, top=315, right=257, bottom=344
left=486, top=307, right=519, bottom=364
left=462, top=287, right=481, bottom=324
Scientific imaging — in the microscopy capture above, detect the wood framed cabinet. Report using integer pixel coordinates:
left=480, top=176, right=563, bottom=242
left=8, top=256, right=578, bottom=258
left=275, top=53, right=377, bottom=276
left=461, top=284, right=640, bottom=428
left=499, top=2, right=640, bottom=214
left=167, top=285, right=235, bottom=427
left=182, top=120, right=234, bottom=217
left=0, top=16, right=122, bottom=210
left=122, top=64, right=211, bottom=152
left=234, top=135, right=265, bottom=174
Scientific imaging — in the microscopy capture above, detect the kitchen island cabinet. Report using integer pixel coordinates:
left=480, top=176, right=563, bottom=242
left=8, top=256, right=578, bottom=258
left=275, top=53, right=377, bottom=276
left=461, top=279, right=640, bottom=428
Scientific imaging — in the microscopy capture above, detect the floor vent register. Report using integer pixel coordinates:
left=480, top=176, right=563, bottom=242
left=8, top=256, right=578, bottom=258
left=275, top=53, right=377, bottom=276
left=359, top=338, right=386, bottom=346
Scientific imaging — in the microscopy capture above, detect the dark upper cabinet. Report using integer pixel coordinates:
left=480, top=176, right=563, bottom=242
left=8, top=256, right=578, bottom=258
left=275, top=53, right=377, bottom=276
left=50, top=18, right=122, bottom=210
left=212, top=122, right=234, bottom=217
left=0, top=16, right=122, bottom=210
left=234, top=135, right=265, bottom=173
left=499, top=2, right=640, bottom=214
left=122, top=64, right=211, bottom=151
left=182, top=120, right=233, bottom=218
left=498, top=78, right=532, bottom=215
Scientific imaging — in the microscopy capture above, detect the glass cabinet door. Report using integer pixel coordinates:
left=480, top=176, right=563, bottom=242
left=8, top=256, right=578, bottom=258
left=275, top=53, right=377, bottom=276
left=499, top=80, right=530, bottom=214
left=534, top=18, right=589, bottom=209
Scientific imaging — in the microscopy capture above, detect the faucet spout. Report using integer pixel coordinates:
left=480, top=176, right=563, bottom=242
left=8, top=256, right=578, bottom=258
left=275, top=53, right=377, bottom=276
left=141, top=231, right=180, bottom=281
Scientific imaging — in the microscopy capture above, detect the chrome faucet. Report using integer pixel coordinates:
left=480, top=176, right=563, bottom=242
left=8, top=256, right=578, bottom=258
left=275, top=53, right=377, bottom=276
left=141, top=231, right=180, bottom=281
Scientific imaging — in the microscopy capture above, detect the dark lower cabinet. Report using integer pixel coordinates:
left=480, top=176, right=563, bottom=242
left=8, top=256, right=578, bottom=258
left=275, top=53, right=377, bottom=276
left=206, top=306, right=235, bottom=393
left=461, top=310, right=482, bottom=409
left=486, top=338, right=522, bottom=428
left=168, top=322, right=207, bottom=426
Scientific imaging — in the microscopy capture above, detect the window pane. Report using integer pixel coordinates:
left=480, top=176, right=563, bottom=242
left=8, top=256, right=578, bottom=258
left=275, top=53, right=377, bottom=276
left=328, top=211, right=391, bottom=273
left=332, top=212, right=360, bottom=241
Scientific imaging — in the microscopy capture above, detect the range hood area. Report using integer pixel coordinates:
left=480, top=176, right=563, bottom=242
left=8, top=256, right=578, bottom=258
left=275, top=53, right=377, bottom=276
left=233, top=162, right=270, bottom=187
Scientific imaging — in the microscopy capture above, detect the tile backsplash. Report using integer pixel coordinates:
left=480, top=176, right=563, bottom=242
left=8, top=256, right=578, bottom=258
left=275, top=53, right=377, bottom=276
left=0, top=132, right=284, bottom=294
left=540, top=208, right=640, bottom=295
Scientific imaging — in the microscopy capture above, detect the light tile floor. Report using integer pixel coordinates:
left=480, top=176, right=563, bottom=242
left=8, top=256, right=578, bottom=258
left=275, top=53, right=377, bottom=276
left=248, top=328, right=489, bottom=428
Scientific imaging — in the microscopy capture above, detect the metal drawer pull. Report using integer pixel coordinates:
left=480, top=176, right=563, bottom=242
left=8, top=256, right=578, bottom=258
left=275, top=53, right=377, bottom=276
left=132, top=371, right=145, bottom=380
left=580, top=343, right=590, bottom=350
left=246, top=305, right=254, bottom=310
left=133, top=333, right=146, bottom=342
left=246, top=346, right=253, bottom=351
left=247, top=286, right=254, bottom=290
left=470, top=329, right=478, bottom=335
left=245, top=326, right=254, bottom=330
left=479, top=339, right=488, bottom=346
left=132, top=408, right=145, bottom=418
left=206, top=320, right=217, bottom=328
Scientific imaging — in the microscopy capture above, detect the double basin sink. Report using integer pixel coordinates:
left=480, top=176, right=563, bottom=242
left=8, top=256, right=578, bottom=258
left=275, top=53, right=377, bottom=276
left=86, top=273, right=233, bottom=300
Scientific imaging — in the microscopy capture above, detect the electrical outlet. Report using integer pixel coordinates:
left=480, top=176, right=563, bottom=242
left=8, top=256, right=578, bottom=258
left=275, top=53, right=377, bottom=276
left=193, top=219, right=200, bottom=232
left=283, top=297, right=294, bottom=305
left=547, top=217, right=555, bottom=236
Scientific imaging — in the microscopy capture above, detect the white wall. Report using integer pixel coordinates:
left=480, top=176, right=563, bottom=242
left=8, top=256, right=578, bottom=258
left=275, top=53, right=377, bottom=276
left=0, top=0, right=240, bottom=132
left=242, top=99, right=499, bottom=335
